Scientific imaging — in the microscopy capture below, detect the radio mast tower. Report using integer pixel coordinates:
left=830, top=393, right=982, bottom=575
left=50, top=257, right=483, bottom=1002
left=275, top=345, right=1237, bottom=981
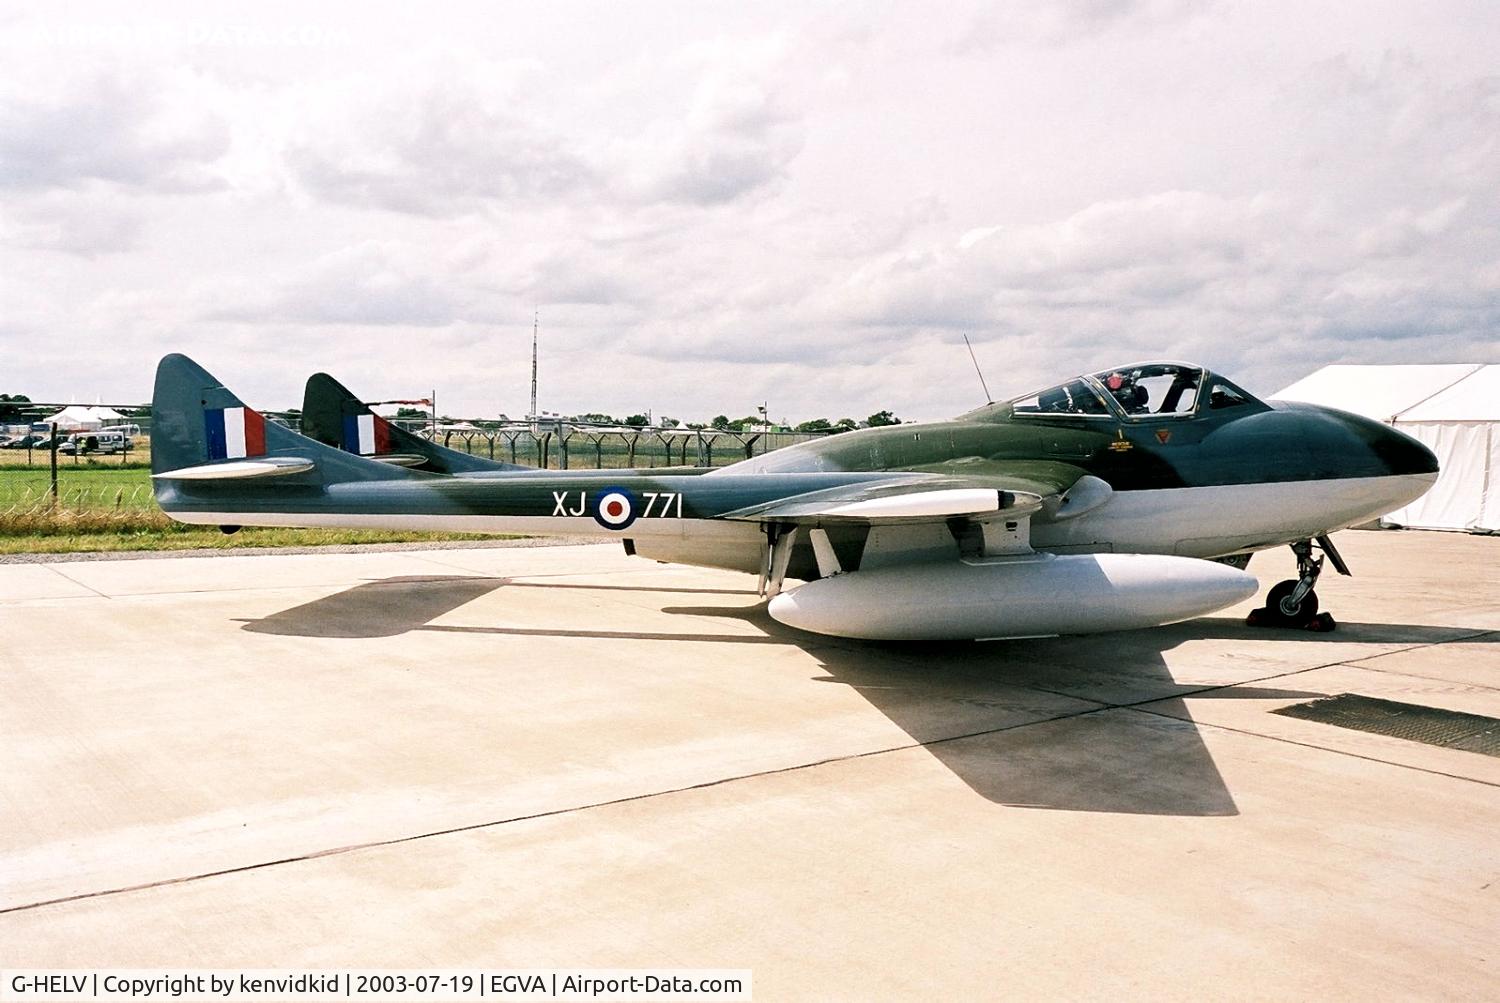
left=530, top=311, right=538, bottom=424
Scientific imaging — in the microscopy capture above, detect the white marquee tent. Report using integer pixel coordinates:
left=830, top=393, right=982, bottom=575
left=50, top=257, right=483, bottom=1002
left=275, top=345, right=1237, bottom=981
left=1273, top=364, right=1499, bottom=532
left=41, top=405, right=105, bottom=431
left=39, top=404, right=128, bottom=431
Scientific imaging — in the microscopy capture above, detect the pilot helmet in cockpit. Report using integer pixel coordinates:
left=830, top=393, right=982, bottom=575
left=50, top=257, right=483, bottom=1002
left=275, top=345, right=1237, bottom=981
left=1104, top=371, right=1148, bottom=413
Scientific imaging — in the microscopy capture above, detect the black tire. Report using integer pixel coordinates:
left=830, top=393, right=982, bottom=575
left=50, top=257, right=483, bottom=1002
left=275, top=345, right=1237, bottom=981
left=1268, top=579, right=1318, bottom=625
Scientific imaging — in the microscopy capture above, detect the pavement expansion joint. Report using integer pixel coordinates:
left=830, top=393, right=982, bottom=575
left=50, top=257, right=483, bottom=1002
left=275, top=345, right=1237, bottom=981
left=39, top=564, right=111, bottom=599
left=1086, top=629, right=1500, bottom=785
left=0, top=702, right=1111, bottom=919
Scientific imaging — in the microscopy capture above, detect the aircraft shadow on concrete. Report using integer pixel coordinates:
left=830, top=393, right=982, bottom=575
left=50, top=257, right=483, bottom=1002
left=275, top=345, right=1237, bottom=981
left=239, top=575, right=1494, bottom=817
left=238, top=576, right=760, bottom=638
left=238, top=576, right=511, bottom=638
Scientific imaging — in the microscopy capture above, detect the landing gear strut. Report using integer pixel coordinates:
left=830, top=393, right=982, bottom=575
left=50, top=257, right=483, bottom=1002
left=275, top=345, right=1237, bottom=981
left=1246, top=535, right=1350, bottom=632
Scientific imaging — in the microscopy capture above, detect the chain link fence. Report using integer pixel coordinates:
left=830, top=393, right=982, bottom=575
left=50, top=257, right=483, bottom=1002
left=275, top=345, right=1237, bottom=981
left=0, top=479, right=166, bottom=532
left=2, top=419, right=830, bottom=471
left=415, top=422, right=824, bottom=470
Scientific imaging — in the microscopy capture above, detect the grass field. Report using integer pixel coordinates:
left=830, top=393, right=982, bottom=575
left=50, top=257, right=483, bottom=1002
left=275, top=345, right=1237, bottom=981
left=0, top=428, right=818, bottom=553
left=0, top=464, right=500, bottom=555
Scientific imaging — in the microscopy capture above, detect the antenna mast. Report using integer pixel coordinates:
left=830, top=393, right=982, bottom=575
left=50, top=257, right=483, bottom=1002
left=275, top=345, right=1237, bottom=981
left=530, top=311, right=538, bottom=422
left=963, top=334, right=993, bottom=405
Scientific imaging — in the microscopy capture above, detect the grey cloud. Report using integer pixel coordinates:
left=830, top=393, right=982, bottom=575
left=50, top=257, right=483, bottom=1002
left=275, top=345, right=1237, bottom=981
left=812, top=163, right=1500, bottom=401
left=288, top=84, right=598, bottom=217
left=525, top=250, right=636, bottom=306
left=8, top=6, right=1499, bottom=424
left=623, top=67, right=804, bottom=207
left=834, top=191, right=1273, bottom=330
left=1, top=189, right=145, bottom=256
left=949, top=0, right=1217, bottom=53
left=286, top=49, right=804, bottom=217
left=637, top=133, right=799, bottom=206
left=1281, top=54, right=1500, bottom=207
left=0, top=69, right=228, bottom=192
left=209, top=242, right=462, bottom=327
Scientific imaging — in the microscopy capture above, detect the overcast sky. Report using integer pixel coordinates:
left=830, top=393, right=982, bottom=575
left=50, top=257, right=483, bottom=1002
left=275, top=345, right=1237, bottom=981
left=2, top=1, right=1497, bottom=422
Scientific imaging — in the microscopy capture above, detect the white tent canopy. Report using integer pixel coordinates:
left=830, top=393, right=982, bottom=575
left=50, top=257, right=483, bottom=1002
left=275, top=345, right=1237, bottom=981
left=1274, top=364, right=1499, bottom=532
left=42, top=405, right=104, bottom=430
left=39, top=405, right=130, bottom=431
left=1399, top=365, right=1500, bottom=422
left=1272, top=364, right=1483, bottom=422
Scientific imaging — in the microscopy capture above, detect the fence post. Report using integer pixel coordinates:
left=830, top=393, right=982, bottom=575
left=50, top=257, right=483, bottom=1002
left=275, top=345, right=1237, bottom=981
left=49, top=422, right=59, bottom=503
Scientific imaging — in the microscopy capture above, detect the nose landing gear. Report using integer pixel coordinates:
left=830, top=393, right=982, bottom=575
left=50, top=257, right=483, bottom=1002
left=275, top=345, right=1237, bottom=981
left=1246, top=534, right=1350, bottom=631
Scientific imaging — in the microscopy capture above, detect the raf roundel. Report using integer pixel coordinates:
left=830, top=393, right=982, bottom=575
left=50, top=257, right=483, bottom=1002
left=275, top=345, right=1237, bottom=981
left=593, top=488, right=638, bottom=530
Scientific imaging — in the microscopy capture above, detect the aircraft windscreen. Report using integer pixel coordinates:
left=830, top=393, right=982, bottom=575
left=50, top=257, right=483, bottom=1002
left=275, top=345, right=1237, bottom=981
left=1092, top=364, right=1203, bottom=417
left=1009, top=378, right=1110, bottom=417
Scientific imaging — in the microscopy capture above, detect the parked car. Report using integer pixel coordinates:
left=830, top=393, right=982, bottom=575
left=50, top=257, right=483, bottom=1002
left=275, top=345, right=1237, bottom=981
left=2, top=433, right=54, bottom=450
left=59, top=431, right=133, bottom=455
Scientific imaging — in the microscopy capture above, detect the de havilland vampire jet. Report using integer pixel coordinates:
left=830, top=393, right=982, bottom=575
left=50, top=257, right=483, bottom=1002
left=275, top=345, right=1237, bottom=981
left=150, top=354, right=1438, bottom=640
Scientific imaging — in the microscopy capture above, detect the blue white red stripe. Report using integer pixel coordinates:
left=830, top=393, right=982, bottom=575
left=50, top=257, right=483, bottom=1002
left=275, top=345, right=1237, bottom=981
left=342, top=413, right=393, bottom=455
left=204, top=407, right=267, bottom=460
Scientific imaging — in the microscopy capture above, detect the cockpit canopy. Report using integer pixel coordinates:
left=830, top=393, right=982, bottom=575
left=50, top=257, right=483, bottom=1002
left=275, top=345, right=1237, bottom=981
left=1002, top=363, right=1263, bottom=420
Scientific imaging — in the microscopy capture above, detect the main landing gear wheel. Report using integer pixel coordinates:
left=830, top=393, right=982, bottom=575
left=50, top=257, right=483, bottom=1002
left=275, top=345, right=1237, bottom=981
left=1245, top=536, right=1348, bottom=632
left=1267, top=578, right=1319, bottom=622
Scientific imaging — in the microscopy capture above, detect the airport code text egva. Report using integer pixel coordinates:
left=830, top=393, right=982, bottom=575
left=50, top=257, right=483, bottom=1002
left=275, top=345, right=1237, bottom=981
left=1, top=970, right=751, bottom=1001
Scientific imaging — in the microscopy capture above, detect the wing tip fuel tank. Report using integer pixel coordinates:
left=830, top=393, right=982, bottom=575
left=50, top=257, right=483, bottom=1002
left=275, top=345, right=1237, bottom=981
left=767, top=553, right=1258, bottom=640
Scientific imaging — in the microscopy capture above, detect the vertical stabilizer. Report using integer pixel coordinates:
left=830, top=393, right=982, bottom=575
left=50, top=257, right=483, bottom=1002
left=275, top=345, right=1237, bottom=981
left=150, top=354, right=422, bottom=486
left=301, top=371, right=527, bottom=474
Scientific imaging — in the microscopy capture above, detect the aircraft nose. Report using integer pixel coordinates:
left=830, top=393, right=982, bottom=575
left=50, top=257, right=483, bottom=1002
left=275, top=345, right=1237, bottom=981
left=1298, top=406, right=1439, bottom=519
left=1347, top=413, right=1439, bottom=477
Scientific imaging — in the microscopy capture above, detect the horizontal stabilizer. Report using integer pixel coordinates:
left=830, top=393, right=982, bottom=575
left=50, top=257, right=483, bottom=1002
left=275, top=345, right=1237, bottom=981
left=152, top=457, right=316, bottom=481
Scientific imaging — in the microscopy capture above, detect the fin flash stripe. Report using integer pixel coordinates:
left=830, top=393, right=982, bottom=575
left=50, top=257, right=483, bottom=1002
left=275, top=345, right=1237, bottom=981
left=342, top=413, right=394, bottom=455
left=205, top=407, right=267, bottom=461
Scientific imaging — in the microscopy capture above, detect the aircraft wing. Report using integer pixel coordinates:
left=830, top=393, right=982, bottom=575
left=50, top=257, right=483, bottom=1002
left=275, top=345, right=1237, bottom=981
left=721, top=477, right=1039, bottom=524
left=720, top=460, right=1108, bottom=526
left=719, top=461, right=1116, bottom=598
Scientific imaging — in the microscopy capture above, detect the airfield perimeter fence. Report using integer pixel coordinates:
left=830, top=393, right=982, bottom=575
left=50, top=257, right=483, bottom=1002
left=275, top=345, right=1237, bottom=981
left=0, top=420, right=831, bottom=522
left=410, top=422, right=820, bottom=471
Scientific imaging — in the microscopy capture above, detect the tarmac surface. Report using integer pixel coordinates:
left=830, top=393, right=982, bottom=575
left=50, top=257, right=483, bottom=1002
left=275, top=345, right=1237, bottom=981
left=1, top=529, right=1497, bottom=998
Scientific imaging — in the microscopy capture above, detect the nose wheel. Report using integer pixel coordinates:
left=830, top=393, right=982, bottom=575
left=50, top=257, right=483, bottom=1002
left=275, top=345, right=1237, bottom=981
left=1246, top=535, right=1349, bottom=631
